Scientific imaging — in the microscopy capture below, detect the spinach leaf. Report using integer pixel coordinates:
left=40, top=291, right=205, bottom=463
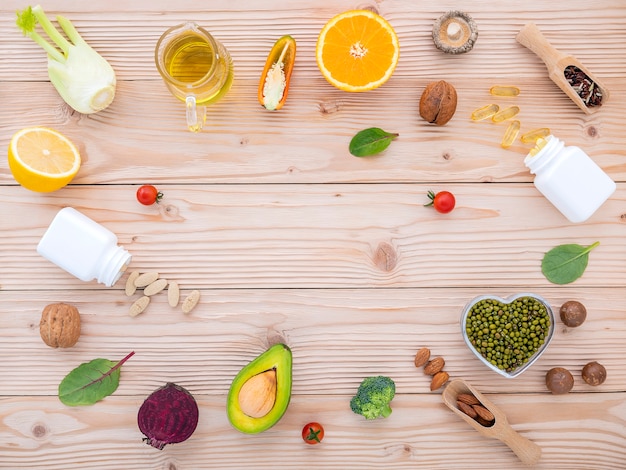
left=541, top=241, right=599, bottom=284
left=58, top=351, right=134, bottom=406
left=349, top=127, right=399, bottom=157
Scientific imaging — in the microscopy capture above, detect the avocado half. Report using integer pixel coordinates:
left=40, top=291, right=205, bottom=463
left=227, top=343, right=292, bottom=434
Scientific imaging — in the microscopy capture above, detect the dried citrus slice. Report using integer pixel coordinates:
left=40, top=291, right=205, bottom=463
left=316, top=9, right=400, bottom=92
left=8, top=127, right=81, bottom=192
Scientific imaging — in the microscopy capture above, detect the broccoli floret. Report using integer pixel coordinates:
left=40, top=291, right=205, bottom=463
left=350, top=375, right=396, bottom=420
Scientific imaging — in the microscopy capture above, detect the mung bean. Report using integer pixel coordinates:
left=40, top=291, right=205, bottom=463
left=466, top=296, right=550, bottom=372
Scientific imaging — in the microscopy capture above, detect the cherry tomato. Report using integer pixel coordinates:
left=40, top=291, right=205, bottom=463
left=136, top=185, right=163, bottom=205
left=301, top=422, right=324, bottom=445
left=425, top=190, right=455, bottom=214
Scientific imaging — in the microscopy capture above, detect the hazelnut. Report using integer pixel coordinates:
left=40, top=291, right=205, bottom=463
left=545, top=367, right=574, bottom=394
left=559, top=300, right=587, bottom=327
left=581, top=361, right=607, bottom=386
left=419, top=80, right=457, bottom=125
left=39, top=303, right=81, bottom=348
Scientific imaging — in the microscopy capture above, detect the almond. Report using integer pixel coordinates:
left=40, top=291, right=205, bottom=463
left=472, top=404, right=495, bottom=422
left=414, top=347, right=431, bottom=368
left=457, top=400, right=478, bottom=419
left=424, top=357, right=445, bottom=375
left=457, top=393, right=480, bottom=406
left=430, top=371, right=449, bottom=391
left=476, top=415, right=495, bottom=427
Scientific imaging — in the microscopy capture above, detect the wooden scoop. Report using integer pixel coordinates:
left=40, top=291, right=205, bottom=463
left=516, top=23, right=609, bottom=114
left=442, top=379, right=542, bottom=466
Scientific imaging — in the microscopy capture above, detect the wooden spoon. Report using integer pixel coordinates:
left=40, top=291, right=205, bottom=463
left=516, top=23, right=609, bottom=115
left=442, top=379, right=542, bottom=466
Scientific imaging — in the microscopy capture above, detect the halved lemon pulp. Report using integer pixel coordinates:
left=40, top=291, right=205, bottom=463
left=8, top=127, right=81, bottom=192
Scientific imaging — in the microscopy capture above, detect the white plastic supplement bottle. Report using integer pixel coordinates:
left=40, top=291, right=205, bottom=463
left=524, top=135, right=616, bottom=223
left=37, top=207, right=132, bottom=286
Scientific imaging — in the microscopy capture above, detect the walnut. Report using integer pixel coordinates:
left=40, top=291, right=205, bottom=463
left=39, top=303, right=81, bottom=348
left=419, top=80, right=458, bottom=126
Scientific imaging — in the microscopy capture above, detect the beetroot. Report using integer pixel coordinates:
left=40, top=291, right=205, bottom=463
left=138, top=382, right=199, bottom=450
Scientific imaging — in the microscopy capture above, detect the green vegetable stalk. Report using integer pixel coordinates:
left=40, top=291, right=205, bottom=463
left=16, top=5, right=116, bottom=114
left=350, top=375, right=396, bottom=420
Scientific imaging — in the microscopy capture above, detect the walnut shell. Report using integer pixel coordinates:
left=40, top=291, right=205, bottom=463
left=419, top=80, right=458, bottom=125
left=39, top=303, right=81, bottom=348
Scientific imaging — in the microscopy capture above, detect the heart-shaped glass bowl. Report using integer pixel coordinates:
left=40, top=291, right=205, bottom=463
left=461, top=293, right=555, bottom=378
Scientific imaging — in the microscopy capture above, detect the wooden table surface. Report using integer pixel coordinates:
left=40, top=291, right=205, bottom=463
left=1, top=1, right=625, bottom=469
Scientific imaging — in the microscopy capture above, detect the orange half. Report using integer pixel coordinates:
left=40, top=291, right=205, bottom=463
left=316, top=10, right=400, bottom=92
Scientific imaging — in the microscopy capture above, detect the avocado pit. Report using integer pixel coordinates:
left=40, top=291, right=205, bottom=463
left=238, top=369, right=277, bottom=418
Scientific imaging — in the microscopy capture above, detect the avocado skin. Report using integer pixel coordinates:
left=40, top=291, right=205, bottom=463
left=227, top=343, right=293, bottom=433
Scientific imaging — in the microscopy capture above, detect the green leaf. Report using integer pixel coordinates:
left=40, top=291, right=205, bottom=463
left=58, top=351, right=134, bottom=406
left=541, top=241, right=600, bottom=285
left=349, top=127, right=399, bottom=157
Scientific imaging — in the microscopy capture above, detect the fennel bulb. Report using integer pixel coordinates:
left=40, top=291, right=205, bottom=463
left=16, top=5, right=116, bottom=114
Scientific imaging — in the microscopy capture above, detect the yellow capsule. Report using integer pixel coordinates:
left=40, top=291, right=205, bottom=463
left=501, top=120, right=521, bottom=148
left=529, top=137, right=549, bottom=156
left=490, top=85, right=520, bottom=97
left=492, top=106, right=520, bottom=123
left=471, top=104, right=500, bottom=121
left=520, top=127, right=551, bottom=144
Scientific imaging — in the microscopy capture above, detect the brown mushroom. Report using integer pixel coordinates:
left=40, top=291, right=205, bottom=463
left=545, top=367, right=574, bottom=394
left=559, top=300, right=587, bottom=327
left=582, top=361, right=607, bottom=386
left=432, top=11, right=478, bottom=55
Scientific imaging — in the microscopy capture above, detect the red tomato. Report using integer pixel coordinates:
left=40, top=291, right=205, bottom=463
left=136, top=185, right=163, bottom=205
left=301, top=422, right=324, bottom=445
left=425, top=190, right=455, bottom=214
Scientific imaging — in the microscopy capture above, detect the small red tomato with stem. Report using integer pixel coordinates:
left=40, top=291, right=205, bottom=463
left=425, top=190, right=455, bottom=213
left=302, top=422, right=324, bottom=445
left=136, top=185, right=163, bottom=206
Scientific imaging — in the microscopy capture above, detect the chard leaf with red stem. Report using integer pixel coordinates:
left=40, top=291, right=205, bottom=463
left=58, top=351, right=135, bottom=406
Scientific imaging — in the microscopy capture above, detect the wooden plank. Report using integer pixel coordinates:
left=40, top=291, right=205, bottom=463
left=1, top=1, right=625, bottom=468
left=1, top=79, right=624, bottom=185
left=0, top=185, right=623, bottom=290
left=1, top=288, right=623, bottom=395
left=1, top=393, right=625, bottom=470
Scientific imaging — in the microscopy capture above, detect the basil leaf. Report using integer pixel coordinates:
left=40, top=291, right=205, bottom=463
left=58, top=351, right=134, bottom=406
left=541, top=241, right=600, bottom=285
left=349, top=127, right=399, bottom=157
